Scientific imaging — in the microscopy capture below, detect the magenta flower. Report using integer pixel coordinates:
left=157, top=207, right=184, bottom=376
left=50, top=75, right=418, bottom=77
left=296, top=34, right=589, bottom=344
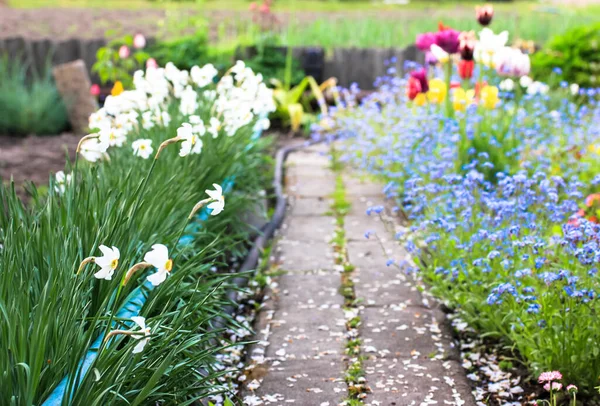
left=416, top=32, right=437, bottom=51
left=434, top=29, right=461, bottom=54
left=538, top=371, right=563, bottom=383
left=409, top=69, right=429, bottom=93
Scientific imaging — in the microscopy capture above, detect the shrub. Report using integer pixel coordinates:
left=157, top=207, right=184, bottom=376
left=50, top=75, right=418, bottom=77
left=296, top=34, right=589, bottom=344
left=531, top=23, right=600, bottom=88
left=0, top=57, right=68, bottom=136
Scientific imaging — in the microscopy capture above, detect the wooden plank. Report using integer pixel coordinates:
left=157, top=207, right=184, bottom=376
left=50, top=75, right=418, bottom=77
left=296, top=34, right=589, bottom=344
left=53, top=38, right=80, bottom=66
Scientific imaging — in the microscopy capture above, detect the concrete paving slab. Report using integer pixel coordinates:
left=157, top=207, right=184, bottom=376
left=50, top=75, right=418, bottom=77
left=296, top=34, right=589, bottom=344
left=279, top=215, right=336, bottom=243
left=273, top=239, right=336, bottom=273
left=289, top=196, right=332, bottom=217
left=344, top=215, right=391, bottom=242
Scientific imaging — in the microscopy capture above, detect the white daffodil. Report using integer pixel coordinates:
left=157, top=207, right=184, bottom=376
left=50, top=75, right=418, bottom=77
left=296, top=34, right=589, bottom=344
left=205, top=183, right=225, bottom=216
left=430, top=44, right=450, bottom=64
left=54, top=170, right=72, bottom=193
left=499, top=78, right=515, bottom=92
left=132, top=139, right=153, bottom=159
left=208, top=117, right=221, bottom=138
left=80, top=134, right=110, bottom=162
left=93, top=245, right=120, bottom=280
left=102, top=127, right=127, bottom=148
left=144, top=244, right=173, bottom=286
left=189, top=115, right=206, bottom=136
left=253, top=117, right=271, bottom=132
left=190, top=64, right=218, bottom=88
left=177, top=123, right=203, bottom=157
left=130, top=316, right=151, bottom=354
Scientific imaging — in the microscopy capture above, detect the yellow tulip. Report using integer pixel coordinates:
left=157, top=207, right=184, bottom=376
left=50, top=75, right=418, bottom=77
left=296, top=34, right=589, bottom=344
left=414, top=93, right=427, bottom=106
left=111, top=81, right=124, bottom=96
left=480, top=85, right=500, bottom=109
left=452, top=88, right=475, bottom=112
left=426, top=79, right=447, bottom=104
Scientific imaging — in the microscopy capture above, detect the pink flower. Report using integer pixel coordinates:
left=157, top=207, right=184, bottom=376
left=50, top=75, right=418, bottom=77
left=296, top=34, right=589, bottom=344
left=118, top=45, right=130, bottom=59
left=146, top=58, right=158, bottom=69
left=416, top=32, right=437, bottom=51
left=538, top=371, right=563, bottom=383
left=249, top=1, right=257, bottom=10
left=567, top=384, right=578, bottom=393
left=543, top=382, right=563, bottom=392
left=90, top=84, right=100, bottom=96
left=133, top=33, right=146, bottom=49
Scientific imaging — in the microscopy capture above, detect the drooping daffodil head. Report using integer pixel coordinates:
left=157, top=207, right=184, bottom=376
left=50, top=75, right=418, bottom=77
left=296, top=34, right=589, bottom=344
left=144, top=244, right=173, bottom=286
left=205, top=183, right=225, bottom=216
left=130, top=316, right=151, bottom=354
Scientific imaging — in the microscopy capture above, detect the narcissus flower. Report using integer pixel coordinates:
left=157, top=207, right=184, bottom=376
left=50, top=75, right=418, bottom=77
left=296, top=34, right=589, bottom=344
left=54, top=170, right=72, bottom=193
left=93, top=245, right=120, bottom=280
left=208, top=117, right=221, bottom=138
left=79, top=133, right=110, bottom=162
left=480, top=85, right=500, bottom=109
left=426, top=79, right=447, bottom=104
left=190, top=64, right=218, bottom=88
left=177, top=123, right=203, bottom=157
left=130, top=316, right=151, bottom=353
left=144, top=244, right=173, bottom=286
left=205, top=183, right=225, bottom=215
left=132, top=139, right=153, bottom=159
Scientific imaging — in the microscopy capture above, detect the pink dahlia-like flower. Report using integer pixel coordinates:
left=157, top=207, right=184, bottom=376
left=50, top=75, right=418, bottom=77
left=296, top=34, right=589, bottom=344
left=544, top=382, right=563, bottom=392
left=435, top=28, right=461, bottom=54
left=566, top=384, right=578, bottom=393
left=538, top=371, right=563, bottom=383
left=416, top=32, right=437, bottom=52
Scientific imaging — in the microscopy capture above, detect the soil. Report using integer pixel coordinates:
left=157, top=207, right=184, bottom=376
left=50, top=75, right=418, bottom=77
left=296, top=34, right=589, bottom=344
left=0, top=133, right=79, bottom=194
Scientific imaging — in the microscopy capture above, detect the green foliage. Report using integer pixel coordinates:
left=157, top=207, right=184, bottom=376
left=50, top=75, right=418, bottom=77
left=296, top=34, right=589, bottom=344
left=532, top=23, right=600, bottom=88
left=0, top=74, right=271, bottom=404
left=245, top=46, right=305, bottom=87
left=150, top=32, right=210, bottom=71
left=0, top=57, right=68, bottom=136
left=92, top=34, right=150, bottom=87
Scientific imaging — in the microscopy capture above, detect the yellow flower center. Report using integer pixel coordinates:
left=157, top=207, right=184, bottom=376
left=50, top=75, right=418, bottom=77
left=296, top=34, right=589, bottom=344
left=139, top=144, right=146, bottom=150
left=110, top=132, right=116, bottom=140
left=165, top=259, right=173, bottom=272
left=110, top=258, right=119, bottom=269
left=191, top=136, right=197, bottom=146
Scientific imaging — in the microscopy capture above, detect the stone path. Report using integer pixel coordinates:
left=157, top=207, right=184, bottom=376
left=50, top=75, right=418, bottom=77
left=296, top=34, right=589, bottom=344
left=242, top=143, right=476, bottom=406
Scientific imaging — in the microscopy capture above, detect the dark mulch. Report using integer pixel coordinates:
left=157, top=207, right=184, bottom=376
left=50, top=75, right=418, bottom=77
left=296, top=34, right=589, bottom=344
left=0, top=133, right=79, bottom=192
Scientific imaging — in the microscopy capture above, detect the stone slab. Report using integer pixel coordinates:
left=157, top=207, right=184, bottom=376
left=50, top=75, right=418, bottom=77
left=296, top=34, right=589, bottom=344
left=343, top=175, right=385, bottom=197
left=272, top=239, right=336, bottom=273
left=344, top=215, right=392, bottom=242
left=287, top=176, right=336, bottom=198
left=249, top=359, right=347, bottom=404
left=286, top=151, right=331, bottom=168
left=289, top=196, right=332, bottom=217
left=279, top=215, right=336, bottom=243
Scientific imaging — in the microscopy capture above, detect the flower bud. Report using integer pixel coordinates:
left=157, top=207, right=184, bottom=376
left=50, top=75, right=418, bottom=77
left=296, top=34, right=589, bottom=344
left=476, top=5, right=494, bottom=26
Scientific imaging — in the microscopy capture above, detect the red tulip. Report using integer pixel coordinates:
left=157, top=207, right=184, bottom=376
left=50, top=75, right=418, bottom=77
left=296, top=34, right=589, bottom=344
left=458, top=60, right=475, bottom=80
left=406, top=77, right=422, bottom=100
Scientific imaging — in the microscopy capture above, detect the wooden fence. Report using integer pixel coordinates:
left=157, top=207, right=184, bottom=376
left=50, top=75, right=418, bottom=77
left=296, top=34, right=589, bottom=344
left=0, top=36, right=424, bottom=89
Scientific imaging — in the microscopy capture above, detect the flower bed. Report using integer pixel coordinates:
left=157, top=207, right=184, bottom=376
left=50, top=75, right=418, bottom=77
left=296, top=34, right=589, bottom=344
left=330, top=8, right=600, bottom=404
left=0, top=60, right=275, bottom=404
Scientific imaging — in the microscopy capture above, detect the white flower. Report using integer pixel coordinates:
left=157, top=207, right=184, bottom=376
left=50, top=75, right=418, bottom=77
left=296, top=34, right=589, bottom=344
left=93, top=245, right=120, bottom=280
left=253, top=117, right=270, bottom=132
left=208, top=117, right=221, bottom=138
left=144, top=244, right=173, bottom=286
left=54, top=170, right=72, bottom=193
left=499, top=78, right=515, bottom=92
left=130, top=316, right=151, bottom=354
left=430, top=44, right=449, bottom=64
left=494, top=47, right=530, bottom=77
left=527, top=81, right=549, bottom=95
left=570, top=83, right=580, bottom=96
left=189, top=115, right=206, bottom=136
left=519, top=75, right=533, bottom=88
left=474, top=28, right=509, bottom=67
left=205, top=183, right=225, bottom=216
left=132, top=139, right=153, bottom=159
left=190, top=64, right=218, bottom=88
left=177, top=123, right=203, bottom=157
left=103, top=127, right=127, bottom=147
left=80, top=134, right=110, bottom=163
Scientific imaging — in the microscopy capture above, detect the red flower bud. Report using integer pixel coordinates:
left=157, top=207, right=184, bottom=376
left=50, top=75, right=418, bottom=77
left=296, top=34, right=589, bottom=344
left=406, top=76, right=422, bottom=100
